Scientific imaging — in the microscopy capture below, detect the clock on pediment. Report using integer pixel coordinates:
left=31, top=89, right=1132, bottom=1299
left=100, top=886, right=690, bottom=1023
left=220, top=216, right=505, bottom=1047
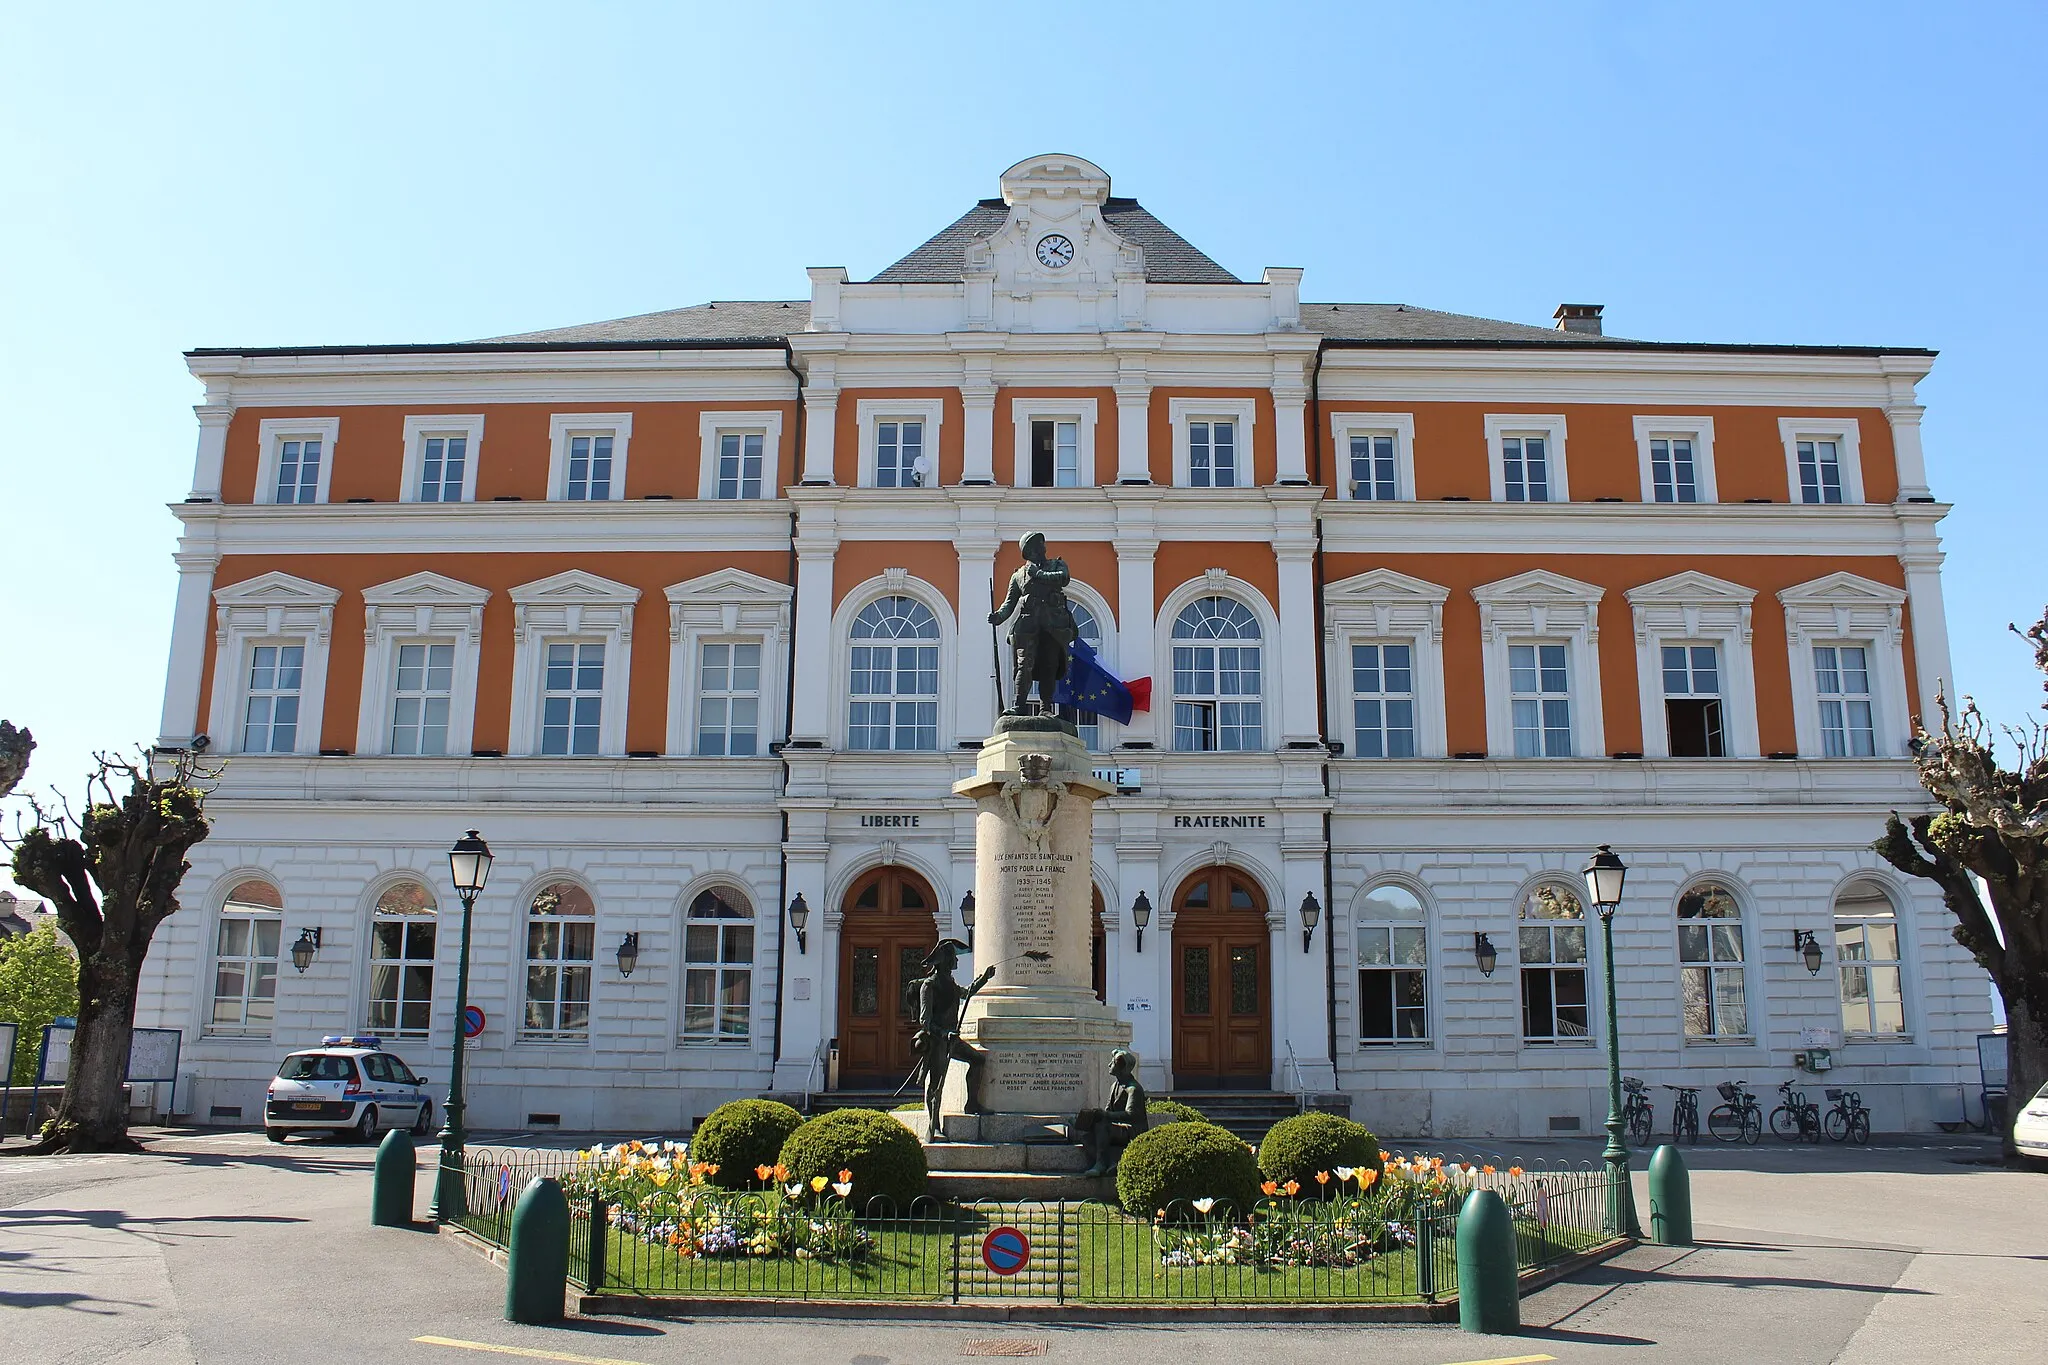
left=1035, top=234, right=1075, bottom=270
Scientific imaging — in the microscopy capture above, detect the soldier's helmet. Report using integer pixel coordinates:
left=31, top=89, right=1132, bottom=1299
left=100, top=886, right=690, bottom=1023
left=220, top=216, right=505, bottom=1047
left=1019, top=531, right=1046, bottom=558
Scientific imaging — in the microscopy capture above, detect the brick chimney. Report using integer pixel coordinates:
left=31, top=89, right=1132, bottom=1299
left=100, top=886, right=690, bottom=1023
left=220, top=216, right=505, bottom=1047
left=1553, top=303, right=1604, bottom=336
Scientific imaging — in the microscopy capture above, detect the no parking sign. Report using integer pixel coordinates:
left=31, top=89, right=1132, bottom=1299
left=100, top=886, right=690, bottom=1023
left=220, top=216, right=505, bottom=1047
left=981, top=1226, right=1031, bottom=1275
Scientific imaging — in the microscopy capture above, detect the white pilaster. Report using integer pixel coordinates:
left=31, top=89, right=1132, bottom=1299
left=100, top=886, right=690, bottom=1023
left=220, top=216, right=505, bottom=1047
left=1111, top=818, right=1169, bottom=1092
left=1270, top=344, right=1312, bottom=485
left=797, top=348, right=841, bottom=485
left=955, top=345, right=1000, bottom=485
left=1882, top=356, right=1935, bottom=500
left=768, top=834, right=831, bottom=1094
left=1278, top=846, right=1336, bottom=1091
left=190, top=402, right=232, bottom=502
left=157, top=540, right=220, bottom=747
left=1106, top=337, right=1160, bottom=484
left=954, top=494, right=1001, bottom=741
left=1274, top=526, right=1321, bottom=747
left=1899, top=510, right=1955, bottom=727
left=787, top=501, right=839, bottom=745
left=1110, top=490, right=1162, bottom=747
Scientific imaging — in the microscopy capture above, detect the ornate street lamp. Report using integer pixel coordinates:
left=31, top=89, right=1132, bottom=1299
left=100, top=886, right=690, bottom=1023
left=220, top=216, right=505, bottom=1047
left=289, top=927, right=321, bottom=974
left=959, top=892, right=976, bottom=951
left=1299, top=892, right=1321, bottom=953
left=432, top=828, right=492, bottom=1224
left=787, top=893, right=810, bottom=955
left=1473, top=931, right=1498, bottom=978
left=616, top=933, right=640, bottom=979
left=1582, top=844, right=1642, bottom=1239
left=1131, top=891, right=1152, bottom=953
left=1793, top=929, right=1824, bottom=976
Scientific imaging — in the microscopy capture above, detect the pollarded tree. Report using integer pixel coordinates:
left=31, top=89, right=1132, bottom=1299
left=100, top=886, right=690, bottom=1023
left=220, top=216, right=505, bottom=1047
left=0, top=720, right=30, bottom=799
left=1876, top=608, right=2048, bottom=1161
left=7, top=749, right=212, bottom=1153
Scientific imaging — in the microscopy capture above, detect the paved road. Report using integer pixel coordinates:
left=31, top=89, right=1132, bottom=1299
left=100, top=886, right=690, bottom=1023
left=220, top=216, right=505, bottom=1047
left=1, top=1128, right=2042, bottom=1364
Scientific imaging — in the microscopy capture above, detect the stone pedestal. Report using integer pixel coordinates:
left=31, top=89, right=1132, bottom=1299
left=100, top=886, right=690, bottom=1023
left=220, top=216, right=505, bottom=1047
left=943, top=719, right=1131, bottom=1123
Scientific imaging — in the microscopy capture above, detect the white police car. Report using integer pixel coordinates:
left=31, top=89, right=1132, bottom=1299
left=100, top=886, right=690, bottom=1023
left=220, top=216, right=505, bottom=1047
left=264, top=1036, right=433, bottom=1143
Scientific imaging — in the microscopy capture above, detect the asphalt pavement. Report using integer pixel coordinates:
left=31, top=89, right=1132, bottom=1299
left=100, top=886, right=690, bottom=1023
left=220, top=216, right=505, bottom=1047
left=1, top=1127, right=2043, bottom=1364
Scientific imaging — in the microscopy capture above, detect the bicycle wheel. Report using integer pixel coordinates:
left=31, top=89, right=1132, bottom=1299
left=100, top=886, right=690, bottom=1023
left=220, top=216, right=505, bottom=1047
left=1742, top=1107, right=1762, bottom=1145
left=1769, top=1106, right=1800, bottom=1141
left=1708, top=1103, right=1745, bottom=1143
left=1850, top=1112, right=1870, bottom=1145
left=1824, top=1108, right=1849, bottom=1142
left=1677, top=1107, right=1699, bottom=1145
left=1627, top=1105, right=1652, bottom=1145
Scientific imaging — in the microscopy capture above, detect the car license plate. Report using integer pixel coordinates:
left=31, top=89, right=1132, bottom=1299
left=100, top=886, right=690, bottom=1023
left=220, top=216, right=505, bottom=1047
left=293, top=1102, right=322, bottom=1112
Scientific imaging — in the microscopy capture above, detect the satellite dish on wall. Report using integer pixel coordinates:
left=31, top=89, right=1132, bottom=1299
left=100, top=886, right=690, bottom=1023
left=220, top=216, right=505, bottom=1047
left=911, top=454, right=933, bottom=487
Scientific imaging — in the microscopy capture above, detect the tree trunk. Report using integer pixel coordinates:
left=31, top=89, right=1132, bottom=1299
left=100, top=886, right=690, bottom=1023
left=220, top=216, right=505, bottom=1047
left=38, top=949, right=141, bottom=1152
left=2000, top=993, right=2047, bottom=1164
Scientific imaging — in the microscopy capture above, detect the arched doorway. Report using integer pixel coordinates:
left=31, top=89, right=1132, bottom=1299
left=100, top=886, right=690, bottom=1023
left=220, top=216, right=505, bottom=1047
left=1170, top=866, right=1272, bottom=1089
left=836, top=867, right=939, bottom=1087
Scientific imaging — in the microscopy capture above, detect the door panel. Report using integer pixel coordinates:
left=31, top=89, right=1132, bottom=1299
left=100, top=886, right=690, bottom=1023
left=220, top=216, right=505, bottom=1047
left=836, top=868, right=938, bottom=1088
left=1171, top=869, right=1273, bottom=1089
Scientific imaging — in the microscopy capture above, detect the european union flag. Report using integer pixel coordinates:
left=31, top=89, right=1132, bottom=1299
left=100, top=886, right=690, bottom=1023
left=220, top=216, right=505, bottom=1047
left=1056, top=636, right=1138, bottom=725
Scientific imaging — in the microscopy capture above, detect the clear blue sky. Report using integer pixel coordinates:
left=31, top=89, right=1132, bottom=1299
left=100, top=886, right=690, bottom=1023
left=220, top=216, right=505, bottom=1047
left=3, top=3, right=2043, bottom=884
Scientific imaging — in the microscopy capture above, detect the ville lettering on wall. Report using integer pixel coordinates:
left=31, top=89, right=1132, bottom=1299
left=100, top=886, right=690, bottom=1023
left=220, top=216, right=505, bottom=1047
left=1172, top=814, right=1268, bottom=828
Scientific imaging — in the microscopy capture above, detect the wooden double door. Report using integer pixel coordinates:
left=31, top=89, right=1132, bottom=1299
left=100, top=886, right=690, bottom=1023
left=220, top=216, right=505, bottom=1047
left=1170, top=868, right=1273, bottom=1089
left=835, top=868, right=938, bottom=1087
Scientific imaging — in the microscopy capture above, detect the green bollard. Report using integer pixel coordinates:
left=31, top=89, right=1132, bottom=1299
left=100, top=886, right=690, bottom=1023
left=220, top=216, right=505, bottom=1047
left=1648, top=1144, right=1693, bottom=1247
left=504, top=1177, right=570, bottom=1324
left=1456, top=1188, right=1519, bottom=1335
left=371, top=1128, right=416, bottom=1228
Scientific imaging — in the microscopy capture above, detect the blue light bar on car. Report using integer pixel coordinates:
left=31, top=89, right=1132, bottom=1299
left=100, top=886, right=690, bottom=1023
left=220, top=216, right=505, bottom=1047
left=319, top=1035, right=382, bottom=1048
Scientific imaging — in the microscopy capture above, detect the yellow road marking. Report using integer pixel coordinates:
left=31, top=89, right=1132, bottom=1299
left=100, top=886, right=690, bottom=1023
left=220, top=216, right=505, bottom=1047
left=412, top=1336, right=646, bottom=1365
left=1439, top=1355, right=1557, bottom=1365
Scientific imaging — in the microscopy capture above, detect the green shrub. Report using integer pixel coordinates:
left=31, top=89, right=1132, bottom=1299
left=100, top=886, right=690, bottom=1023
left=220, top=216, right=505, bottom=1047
left=1147, top=1098, right=1207, bottom=1125
left=778, top=1108, right=928, bottom=1211
left=1115, top=1120, right=1260, bottom=1217
left=1256, top=1112, right=1381, bottom=1193
left=688, top=1099, right=805, bottom=1189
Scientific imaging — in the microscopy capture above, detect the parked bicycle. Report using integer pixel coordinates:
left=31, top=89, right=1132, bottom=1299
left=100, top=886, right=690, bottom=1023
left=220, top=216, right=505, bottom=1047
left=1770, top=1079, right=1823, bottom=1143
left=1664, top=1083, right=1701, bottom=1144
left=1824, top=1088, right=1871, bottom=1144
left=1622, top=1076, right=1653, bottom=1145
left=1709, top=1079, right=1763, bottom=1144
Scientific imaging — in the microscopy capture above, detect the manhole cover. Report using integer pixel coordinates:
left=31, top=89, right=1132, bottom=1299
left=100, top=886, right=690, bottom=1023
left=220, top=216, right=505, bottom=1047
left=963, top=1340, right=1049, bottom=1357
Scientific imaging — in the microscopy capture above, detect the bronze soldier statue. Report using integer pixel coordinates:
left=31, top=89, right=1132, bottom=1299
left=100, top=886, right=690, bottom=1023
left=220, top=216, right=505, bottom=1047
left=908, top=938, right=994, bottom=1141
left=988, top=531, right=1077, bottom=714
left=1076, top=1048, right=1148, bottom=1177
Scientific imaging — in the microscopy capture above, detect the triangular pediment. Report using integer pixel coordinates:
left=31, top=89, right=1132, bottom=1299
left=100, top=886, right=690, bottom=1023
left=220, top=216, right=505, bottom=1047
left=212, top=571, right=341, bottom=607
left=1471, top=568, right=1604, bottom=605
left=1777, top=572, right=1906, bottom=607
left=362, top=571, right=491, bottom=608
left=1325, top=568, right=1451, bottom=604
left=665, top=568, right=794, bottom=604
left=508, top=569, right=641, bottom=606
left=1625, top=571, right=1757, bottom=606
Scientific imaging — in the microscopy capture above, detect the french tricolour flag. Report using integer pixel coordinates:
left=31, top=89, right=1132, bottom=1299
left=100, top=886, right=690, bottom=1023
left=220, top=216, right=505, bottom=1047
left=1055, top=637, right=1151, bottom=724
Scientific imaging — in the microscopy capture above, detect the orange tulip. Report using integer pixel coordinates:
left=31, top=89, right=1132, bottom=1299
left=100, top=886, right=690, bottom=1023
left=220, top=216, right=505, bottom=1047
left=1314, top=1171, right=1330, bottom=1185
left=755, top=1164, right=774, bottom=1181
left=1508, top=1166, right=1525, bottom=1177
left=837, top=1168, right=853, bottom=1183
left=773, top=1163, right=790, bottom=1182
left=1261, top=1180, right=1280, bottom=1196
left=1282, top=1180, right=1300, bottom=1197
left=1359, top=1169, right=1378, bottom=1189
left=1482, top=1164, right=1497, bottom=1175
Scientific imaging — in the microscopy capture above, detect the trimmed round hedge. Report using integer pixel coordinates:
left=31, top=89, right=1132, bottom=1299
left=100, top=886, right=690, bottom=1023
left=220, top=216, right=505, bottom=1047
left=777, top=1108, right=928, bottom=1211
left=1115, top=1119, right=1260, bottom=1217
left=688, top=1098, right=804, bottom=1189
left=1255, top=1112, right=1381, bottom=1193
left=1147, top=1098, right=1208, bottom=1126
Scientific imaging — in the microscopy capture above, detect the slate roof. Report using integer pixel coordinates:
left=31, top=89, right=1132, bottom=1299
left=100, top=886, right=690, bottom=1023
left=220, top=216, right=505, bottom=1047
left=1302, top=302, right=1615, bottom=345
left=870, top=197, right=1240, bottom=284
left=479, top=300, right=810, bottom=345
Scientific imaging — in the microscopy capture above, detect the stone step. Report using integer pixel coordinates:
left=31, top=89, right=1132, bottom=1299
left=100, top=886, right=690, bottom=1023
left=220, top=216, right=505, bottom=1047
left=895, top=1111, right=1075, bottom=1144
left=926, top=1170, right=1116, bottom=1202
left=921, top=1141, right=1091, bottom=1173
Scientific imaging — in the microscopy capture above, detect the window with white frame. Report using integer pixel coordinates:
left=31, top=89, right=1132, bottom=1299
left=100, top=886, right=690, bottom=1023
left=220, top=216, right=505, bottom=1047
left=1010, top=399, right=1097, bottom=489
left=241, top=644, right=305, bottom=753
left=696, top=641, right=762, bottom=756
left=1172, top=596, right=1263, bottom=751
left=255, top=417, right=340, bottom=506
left=367, top=881, right=436, bottom=1038
left=1834, top=880, right=1905, bottom=1036
left=857, top=400, right=943, bottom=489
left=1509, top=644, right=1572, bottom=757
left=540, top=643, right=605, bottom=756
left=1356, top=883, right=1428, bottom=1043
left=1632, top=417, right=1717, bottom=504
left=1650, top=438, right=1698, bottom=502
left=1349, top=433, right=1397, bottom=501
left=274, top=437, right=324, bottom=504
left=1329, top=413, right=1416, bottom=501
left=1351, top=643, right=1416, bottom=757
left=564, top=432, right=615, bottom=500
left=1677, top=882, right=1746, bottom=1038
left=848, top=596, right=940, bottom=750
left=1032, top=419, right=1081, bottom=488
left=388, top=643, right=454, bottom=756
left=522, top=881, right=595, bottom=1041
left=401, top=415, right=484, bottom=504
left=1188, top=419, right=1239, bottom=488
left=546, top=413, right=632, bottom=502
left=1813, top=645, right=1877, bottom=757
left=1662, top=644, right=1726, bottom=758
left=1779, top=419, right=1863, bottom=505
left=1519, top=884, right=1589, bottom=1044
left=716, top=432, right=764, bottom=499
left=875, top=420, right=926, bottom=488
left=1171, top=399, right=1259, bottom=489
left=696, top=411, right=784, bottom=500
left=210, top=879, right=282, bottom=1034
left=682, top=887, right=754, bottom=1042
left=1485, top=415, right=1569, bottom=503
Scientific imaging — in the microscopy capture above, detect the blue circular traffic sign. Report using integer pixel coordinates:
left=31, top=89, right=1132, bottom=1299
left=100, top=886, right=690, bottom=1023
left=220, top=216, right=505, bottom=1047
left=981, top=1226, right=1031, bottom=1275
left=462, top=1005, right=487, bottom=1039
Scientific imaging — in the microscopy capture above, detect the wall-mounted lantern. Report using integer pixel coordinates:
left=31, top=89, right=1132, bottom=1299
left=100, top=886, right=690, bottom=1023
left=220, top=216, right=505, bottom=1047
left=616, top=932, right=641, bottom=979
left=289, top=927, right=322, bottom=974
left=1474, top=931, right=1498, bottom=977
left=787, top=893, right=810, bottom=955
left=1131, top=891, right=1152, bottom=953
left=1793, top=929, right=1824, bottom=976
left=1300, top=892, right=1322, bottom=953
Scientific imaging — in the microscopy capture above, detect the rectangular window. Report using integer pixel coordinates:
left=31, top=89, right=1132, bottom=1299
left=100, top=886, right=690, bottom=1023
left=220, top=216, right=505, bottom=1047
left=1814, top=645, right=1876, bottom=757
left=716, top=432, right=764, bottom=499
left=848, top=640, right=940, bottom=750
left=696, top=641, right=762, bottom=756
left=1509, top=643, right=1572, bottom=757
left=368, top=917, right=437, bottom=1038
left=1678, top=930, right=1747, bottom=1038
left=1030, top=419, right=1080, bottom=488
left=540, top=643, right=604, bottom=756
left=419, top=436, right=467, bottom=503
left=1357, top=925, right=1428, bottom=1042
left=1662, top=644, right=1726, bottom=758
left=564, top=433, right=614, bottom=500
left=1172, top=643, right=1262, bottom=750
left=1349, top=433, right=1396, bottom=501
left=274, top=439, right=323, bottom=504
left=389, top=643, right=453, bottom=756
left=211, top=913, right=280, bottom=1031
left=875, top=420, right=924, bottom=488
left=1837, top=915, right=1905, bottom=1035
left=1519, top=921, right=1589, bottom=1043
left=1501, top=435, right=1550, bottom=502
left=1649, top=437, right=1698, bottom=503
left=1188, top=420, right=1238, bottom=488
left=1350, top=643, right=1416, bottom=758
left=241, top=644, right=304, bottom=753
left=523, top=915, right=593, bottom=1040
left=1797, top=439, right=1844, bottom=504
left=683, top=920, right=755, bottom=1041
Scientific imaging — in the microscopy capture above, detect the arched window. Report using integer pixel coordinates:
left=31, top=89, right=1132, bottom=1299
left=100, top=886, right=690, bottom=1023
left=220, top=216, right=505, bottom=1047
left=522, top=881, right=595, bottom=1041
left=1519, top=883, right=1588, bottom=1044
left=1677, top=882, right=1746, bottom=1039
left=368, top=881, right=437, bottom=1038
left=1357, top=884, right=1429, bottom=1043
left=683, top=888, right=754, bottom=1043
left=848, top=595, right=939, bottom=751
left=211, top=879, right=282, bottom=1035
left=1069, top=600, right=1105, bottom=752
left=1834, top=879, right=1905, bottom=1036
left=1171, top=595, right=1263, bottom=751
